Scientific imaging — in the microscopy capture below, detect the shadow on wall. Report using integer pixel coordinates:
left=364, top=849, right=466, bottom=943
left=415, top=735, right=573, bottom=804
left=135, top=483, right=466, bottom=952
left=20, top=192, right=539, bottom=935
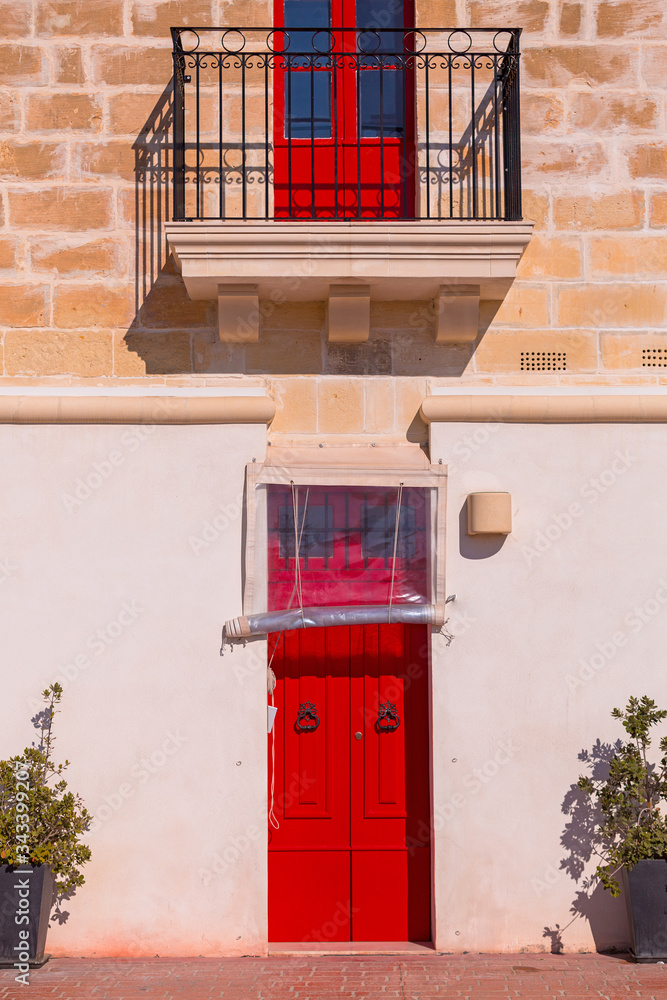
left=125, top=87, right=481, bottom=378
left=457, top=501, right=508, bottom=559
left=542, top=740, right=631, bottom=955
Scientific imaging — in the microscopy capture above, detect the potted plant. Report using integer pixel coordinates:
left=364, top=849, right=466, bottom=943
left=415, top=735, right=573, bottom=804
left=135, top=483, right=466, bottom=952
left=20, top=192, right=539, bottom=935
left=0, top=683, right=92, bottom=973
left=578, top=695, right=667, bottom=962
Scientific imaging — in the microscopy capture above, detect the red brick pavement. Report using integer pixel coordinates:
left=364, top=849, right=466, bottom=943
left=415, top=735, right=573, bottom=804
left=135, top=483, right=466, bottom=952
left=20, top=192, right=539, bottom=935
left=1, top=953, right=666, bottom=1000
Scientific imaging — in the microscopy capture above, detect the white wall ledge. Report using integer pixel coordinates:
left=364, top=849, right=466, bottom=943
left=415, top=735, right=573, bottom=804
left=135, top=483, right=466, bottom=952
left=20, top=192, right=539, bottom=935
left=421, top=394, right=667, bottom=423
left=0, top=395, right=275, bottom=424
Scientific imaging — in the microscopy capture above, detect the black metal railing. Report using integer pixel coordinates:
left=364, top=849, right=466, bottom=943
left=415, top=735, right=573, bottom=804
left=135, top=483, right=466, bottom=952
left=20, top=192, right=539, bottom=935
left=171, top=27, right=522, bottom=222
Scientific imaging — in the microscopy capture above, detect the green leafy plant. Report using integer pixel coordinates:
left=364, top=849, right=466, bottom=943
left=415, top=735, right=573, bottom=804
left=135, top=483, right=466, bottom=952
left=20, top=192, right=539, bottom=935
left=578, top=695, right=667, bottom=896
left=0, top=683, right=92, bottom=896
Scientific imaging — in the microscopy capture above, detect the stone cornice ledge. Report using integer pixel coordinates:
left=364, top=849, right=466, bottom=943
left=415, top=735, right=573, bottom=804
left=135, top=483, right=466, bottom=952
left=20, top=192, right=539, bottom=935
left=165, top=220, right=534, bottom=302
left=0, top=396, right=275, bottom=424
left=421, top=394, right=667, bottom=423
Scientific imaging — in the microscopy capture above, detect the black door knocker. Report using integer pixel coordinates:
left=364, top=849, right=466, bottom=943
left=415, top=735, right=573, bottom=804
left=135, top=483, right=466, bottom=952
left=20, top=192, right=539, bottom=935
left=296, top=702, right=320, bottom=732
left=377, top=701, right=401, bottom=732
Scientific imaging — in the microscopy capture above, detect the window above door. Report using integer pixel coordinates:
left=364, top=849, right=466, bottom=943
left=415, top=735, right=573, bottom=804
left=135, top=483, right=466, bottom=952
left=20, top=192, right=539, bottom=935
left=242, top=456, right=447, bottom=620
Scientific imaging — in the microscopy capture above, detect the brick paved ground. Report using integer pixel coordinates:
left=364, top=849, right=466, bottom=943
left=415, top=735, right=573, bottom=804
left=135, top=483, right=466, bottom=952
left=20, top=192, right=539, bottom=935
left=1, top=954, right=667, bottom=1000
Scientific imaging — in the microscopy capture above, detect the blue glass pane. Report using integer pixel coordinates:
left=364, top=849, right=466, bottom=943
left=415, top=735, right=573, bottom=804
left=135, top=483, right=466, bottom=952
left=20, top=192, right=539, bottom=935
left=285, top=0, right=330, bottom=52
left=357, top=0, right=403, bottom=53
left=359, top=69, right=404, bottom=136
left=285, top=71, right=332, bottom=138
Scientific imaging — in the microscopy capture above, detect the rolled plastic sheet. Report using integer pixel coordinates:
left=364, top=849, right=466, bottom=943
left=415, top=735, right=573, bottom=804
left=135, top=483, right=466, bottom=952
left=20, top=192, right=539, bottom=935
left=224, top=603, right=446, bottom=640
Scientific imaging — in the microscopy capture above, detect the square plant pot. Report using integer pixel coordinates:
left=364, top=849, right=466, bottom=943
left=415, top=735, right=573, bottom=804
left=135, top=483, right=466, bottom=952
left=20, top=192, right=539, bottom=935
left=622, top=859, right=667, bottom=962
left=0, top=865, right=53, bottom=967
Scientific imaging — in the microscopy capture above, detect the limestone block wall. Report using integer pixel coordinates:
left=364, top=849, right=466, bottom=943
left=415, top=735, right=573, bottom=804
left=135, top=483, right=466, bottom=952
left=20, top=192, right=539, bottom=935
left=0, top=0, right=666, bottom=414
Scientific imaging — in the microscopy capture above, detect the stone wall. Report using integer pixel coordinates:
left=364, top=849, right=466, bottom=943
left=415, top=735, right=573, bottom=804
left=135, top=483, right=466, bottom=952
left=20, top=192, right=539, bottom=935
left=0, top=0, right=666, bottom=433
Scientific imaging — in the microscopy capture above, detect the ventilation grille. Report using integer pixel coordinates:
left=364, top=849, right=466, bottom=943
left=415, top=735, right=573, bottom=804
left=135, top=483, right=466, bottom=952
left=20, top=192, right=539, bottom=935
left=520, top=352, right=567, bottom=371
left=642, top=349, right=667, bottom=367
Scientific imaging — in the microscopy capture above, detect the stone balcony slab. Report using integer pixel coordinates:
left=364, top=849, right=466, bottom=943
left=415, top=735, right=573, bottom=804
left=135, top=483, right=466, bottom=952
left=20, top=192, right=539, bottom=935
left=165, top=220, right=534, bottom=343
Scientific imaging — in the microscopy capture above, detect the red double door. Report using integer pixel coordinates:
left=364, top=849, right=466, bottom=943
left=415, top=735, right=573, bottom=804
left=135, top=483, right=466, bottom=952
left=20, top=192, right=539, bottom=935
left=268, top=622, right=430, bottom=942
left=274, top=0, right=416, bottom=218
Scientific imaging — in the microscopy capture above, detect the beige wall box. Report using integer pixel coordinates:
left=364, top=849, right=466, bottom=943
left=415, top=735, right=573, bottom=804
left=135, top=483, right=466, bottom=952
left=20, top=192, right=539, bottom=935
left=467, top=492, right=512, bottom=536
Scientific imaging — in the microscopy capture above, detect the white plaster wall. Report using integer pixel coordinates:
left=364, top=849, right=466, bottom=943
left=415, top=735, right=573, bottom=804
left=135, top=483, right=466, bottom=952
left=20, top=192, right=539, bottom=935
left=0, top=423, right=268, bottom=957
left=430, top=419, right=667, bottom=954
left=4, top=416, right=666, bottom=956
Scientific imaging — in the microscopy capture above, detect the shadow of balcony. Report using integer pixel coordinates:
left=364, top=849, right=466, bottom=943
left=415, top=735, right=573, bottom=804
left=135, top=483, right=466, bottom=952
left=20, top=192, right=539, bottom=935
left=125, top=85, right=486, bottom=379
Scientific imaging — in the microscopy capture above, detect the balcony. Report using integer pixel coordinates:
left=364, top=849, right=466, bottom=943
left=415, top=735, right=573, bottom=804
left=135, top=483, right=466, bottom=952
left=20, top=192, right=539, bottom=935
left=165, top=26, right=533, bottom=344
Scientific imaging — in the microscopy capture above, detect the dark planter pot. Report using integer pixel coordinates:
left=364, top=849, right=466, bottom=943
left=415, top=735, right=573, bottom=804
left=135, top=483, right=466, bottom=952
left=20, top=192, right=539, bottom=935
left=622, top=859, right=667, bottom=963
left=0, top=865, right=53, bottom=968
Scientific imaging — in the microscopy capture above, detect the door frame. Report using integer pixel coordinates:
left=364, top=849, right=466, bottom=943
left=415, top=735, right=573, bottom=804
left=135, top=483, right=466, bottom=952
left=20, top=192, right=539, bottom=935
left=243, top=458, right=447, bottom=947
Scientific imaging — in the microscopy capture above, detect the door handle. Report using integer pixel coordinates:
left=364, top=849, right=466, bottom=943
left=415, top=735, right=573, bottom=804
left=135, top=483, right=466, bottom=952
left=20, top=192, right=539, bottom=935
left=296, top=702, right=320, bottom=731
left=377, top=702, right=401, bottom=732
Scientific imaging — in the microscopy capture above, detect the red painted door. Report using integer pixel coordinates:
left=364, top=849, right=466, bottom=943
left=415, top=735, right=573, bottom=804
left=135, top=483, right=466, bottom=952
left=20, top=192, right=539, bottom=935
left=267, top=485, right=431, bottom=943
left=268, top=623, right=430, bottom=942
left=273, top=0, right=416, bottom=218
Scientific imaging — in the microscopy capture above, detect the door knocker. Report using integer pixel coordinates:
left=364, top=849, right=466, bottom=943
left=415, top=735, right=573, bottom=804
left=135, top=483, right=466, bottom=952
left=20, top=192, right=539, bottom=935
left=296, top=702, right=320, bottom=732
left=377, top=702, right=401, bottom=732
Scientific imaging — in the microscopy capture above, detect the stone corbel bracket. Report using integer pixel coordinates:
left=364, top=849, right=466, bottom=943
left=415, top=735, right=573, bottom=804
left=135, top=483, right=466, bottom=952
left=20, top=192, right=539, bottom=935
left=218, top=284, right=260, bottom=342
left=327, top=285, right=371, bottom=344
left=166, top=221, right=534, bottom=345
left=435, top=284, right=480, bottom=344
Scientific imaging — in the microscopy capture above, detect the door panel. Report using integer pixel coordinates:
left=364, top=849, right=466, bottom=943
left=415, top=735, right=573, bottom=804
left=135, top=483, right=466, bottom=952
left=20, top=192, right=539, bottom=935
left=278, top=627, right=350, bottom=841
left=351, top=625, right=408, bottom=842
left=269, top=850, right=351, bottom=942
left=352, top=851, right=408, bottom=941
left=351, top=846, right=430, bottom=942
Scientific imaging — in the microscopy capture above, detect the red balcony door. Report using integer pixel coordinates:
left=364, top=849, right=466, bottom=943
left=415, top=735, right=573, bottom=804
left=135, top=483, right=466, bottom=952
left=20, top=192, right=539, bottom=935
left=267, top=486, right=431, bottom=942
left=273, top=0, right=416, bottom=218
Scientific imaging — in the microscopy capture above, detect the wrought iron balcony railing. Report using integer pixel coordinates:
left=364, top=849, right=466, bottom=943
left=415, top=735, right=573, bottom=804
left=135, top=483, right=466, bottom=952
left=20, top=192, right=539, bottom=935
left=171, top=26, right=522, bottom=223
